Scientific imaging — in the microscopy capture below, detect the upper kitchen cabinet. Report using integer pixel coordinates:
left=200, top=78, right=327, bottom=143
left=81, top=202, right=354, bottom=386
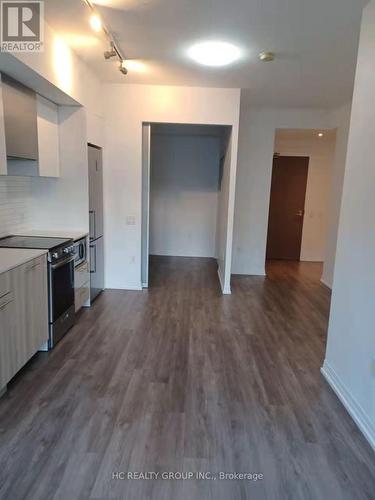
left=0, top=73, right=60, bottom=178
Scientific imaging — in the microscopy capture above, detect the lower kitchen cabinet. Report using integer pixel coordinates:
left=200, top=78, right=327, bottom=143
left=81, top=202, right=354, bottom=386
left=0, top=254, right=48, bottom=392
left=0, top=292, right=17, bottom=391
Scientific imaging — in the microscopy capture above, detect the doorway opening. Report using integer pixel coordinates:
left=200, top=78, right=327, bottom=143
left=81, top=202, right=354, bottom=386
left=266, top=128, right=338, bottom=278
left=141, top=123, right=233, bottom=293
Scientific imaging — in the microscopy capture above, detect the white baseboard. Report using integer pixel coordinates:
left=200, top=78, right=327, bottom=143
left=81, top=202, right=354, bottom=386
left=107, top=284, right=143, bottom=291
left=321, top=361, right=375, bottom=452
left=320, top=277, right=332, bottom=289
left=231, top=268, right=266, bottom=277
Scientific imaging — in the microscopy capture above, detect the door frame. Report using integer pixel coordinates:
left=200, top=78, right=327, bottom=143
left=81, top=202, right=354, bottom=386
left=141, top=123, right=151, bottom=288
left=140, top=122, right=236, bottom=294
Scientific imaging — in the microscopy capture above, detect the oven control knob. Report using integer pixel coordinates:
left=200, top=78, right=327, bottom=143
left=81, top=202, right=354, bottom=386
left=63, top=248, right=70, bottom=254
left=52, top=252, right=58, bottom=259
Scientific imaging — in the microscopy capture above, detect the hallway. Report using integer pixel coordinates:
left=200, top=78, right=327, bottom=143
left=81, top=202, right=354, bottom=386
left=0, top=258, right=374, bottom=499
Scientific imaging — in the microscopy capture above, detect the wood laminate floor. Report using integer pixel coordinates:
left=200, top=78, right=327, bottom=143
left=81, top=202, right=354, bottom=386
left=0, top=257, right=375, bottom=500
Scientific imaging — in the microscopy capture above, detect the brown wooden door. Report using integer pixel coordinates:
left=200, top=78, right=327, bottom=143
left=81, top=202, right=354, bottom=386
left=266, top=156, right=309, bottom=260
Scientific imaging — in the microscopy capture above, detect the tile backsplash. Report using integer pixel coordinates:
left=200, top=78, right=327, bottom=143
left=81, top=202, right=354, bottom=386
left=0, top=177, right=32, bottom=237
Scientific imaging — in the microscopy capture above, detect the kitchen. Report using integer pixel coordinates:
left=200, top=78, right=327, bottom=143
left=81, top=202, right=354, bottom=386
left=0, top=74, right=104, bottom=394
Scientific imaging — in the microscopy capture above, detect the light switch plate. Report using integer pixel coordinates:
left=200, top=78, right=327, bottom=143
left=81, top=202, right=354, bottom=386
left=126, top=215, right=136, bottom=226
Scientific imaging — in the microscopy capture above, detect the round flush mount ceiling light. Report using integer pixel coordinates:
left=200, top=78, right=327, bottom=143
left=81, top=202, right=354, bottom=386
left=318, top=132, right=324, bottom=137
left=188, top=41, right=242, bottom=67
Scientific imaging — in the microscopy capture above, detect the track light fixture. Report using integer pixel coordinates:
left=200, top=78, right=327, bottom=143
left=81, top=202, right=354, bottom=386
left=82, top=0, right=128, bottom=76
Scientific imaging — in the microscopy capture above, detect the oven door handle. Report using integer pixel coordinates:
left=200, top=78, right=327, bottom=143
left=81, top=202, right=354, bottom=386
left=51, top=255, right=75, bottom=270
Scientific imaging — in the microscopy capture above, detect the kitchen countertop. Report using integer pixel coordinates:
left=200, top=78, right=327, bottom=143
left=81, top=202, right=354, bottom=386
left=0, top=248, right=48, bottom=275
left=15, top=230, right=89, bottom=242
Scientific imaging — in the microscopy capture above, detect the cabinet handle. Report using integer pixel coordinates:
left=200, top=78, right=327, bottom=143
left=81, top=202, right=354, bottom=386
left=0, top=298, right=13, bottom=310
left=0, top=290, right=10, bottom=300
left=27, top=262, right=41, bottom=272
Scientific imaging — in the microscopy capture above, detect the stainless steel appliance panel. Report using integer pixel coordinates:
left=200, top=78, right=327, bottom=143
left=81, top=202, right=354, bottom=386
left=89, top=236, right=104, bottom=302
left=74, top=237, right=87, bottom=267
left=88, top=145, right=104, bottom=240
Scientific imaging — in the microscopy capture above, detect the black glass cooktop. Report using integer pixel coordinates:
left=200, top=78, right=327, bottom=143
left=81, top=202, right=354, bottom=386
left=0, top=235, right=72, bottom=251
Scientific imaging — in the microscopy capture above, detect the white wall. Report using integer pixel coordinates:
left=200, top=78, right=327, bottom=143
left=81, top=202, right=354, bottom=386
left=322, top=103, right=352, bottom=287
left=0, top=23, right=103, bottom=238
left=322, top=1, right=375, bottom=450
left=0, top=177, right=32, bottom=237
left=29, top=106, right=89, bottom=233
left=274, top=131, right=337, bottom=262
left=10, top=22, right=103, bottom=130
left=150, top=133, right=220, bottom=258
left=103, top=84, right=240, bottom=291
left=232, top=103, right=333, bottom=275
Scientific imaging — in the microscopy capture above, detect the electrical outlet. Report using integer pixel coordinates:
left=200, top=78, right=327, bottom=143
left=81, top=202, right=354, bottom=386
left=126, top=215, right=136, bottom=226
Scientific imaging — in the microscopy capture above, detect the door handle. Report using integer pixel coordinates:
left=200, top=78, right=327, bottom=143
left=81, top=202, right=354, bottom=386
left=296, top=210, right=304, bottom=217
left=51, top=255, right=75, bottom=270
left=90, top=244, right=97, bottom=274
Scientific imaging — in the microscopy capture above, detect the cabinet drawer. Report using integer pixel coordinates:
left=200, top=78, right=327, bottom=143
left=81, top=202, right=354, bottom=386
left=75, top=284, right=89, bottom=312
left=0, top=272, right=11, bottom=299
left=75, top=261, right=89, bottom=290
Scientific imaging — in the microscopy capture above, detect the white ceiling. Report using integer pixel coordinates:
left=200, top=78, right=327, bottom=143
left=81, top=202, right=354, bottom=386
left=45, top=0, right=367, bottom=108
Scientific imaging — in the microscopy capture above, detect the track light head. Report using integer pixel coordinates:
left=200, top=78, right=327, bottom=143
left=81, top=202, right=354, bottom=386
left=119, top=60, right=128, bottom=75
left=104, top=47, right=117, bottom=59
left=259, top=51, right=275, bottom=62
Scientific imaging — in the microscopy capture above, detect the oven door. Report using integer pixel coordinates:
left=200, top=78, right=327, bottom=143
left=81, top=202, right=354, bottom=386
left=49, top=255, right=75, bottom=322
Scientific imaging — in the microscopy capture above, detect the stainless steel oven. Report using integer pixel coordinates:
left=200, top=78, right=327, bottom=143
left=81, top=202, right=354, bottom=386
left=48, top=252, right=75, bottom=348
left=74, top=237, right=87, bottom=268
